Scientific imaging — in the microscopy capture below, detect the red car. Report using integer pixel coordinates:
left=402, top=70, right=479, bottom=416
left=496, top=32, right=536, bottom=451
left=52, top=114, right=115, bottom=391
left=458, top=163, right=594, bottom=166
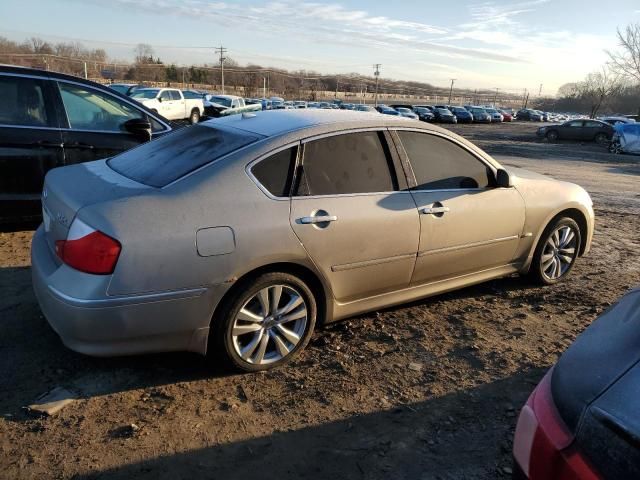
left=513, top=288, right=640, bottom=479
left=499, top=110, right=513, bottom=122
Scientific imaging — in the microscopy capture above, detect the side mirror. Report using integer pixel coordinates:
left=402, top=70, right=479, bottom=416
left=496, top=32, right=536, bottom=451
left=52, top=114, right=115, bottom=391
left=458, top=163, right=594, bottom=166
left=157, top=97, right=163, bottom=103
left=124, top=118, right=152, bottom=142
left=496, top=168, right=512, bottom=188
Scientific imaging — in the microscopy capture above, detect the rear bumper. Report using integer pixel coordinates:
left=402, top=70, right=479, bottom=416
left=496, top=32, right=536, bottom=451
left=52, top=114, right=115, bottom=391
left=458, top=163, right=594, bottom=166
left=31, top=225, right=226, bottom=356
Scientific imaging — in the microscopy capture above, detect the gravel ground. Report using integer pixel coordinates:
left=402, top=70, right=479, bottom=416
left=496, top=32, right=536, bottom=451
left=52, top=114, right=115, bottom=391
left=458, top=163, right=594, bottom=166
left=1, top=121, right=639, bottom=480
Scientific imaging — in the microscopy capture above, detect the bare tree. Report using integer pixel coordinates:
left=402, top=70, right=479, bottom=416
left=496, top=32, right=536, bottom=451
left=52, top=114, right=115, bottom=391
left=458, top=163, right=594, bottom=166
left=607, top=23, right=640, bottom=83
left=576, top=67, right=623, bottom=118
left=134, top=43, right=155, bottom=65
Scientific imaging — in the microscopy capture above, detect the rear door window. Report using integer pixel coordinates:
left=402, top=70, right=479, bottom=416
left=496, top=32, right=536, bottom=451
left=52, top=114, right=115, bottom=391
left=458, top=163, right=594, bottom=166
left=108, top=124, right=262, bottom=187
left=296, top=131, right=397, bottom=196
left=0, top=75, right=55, bottom=127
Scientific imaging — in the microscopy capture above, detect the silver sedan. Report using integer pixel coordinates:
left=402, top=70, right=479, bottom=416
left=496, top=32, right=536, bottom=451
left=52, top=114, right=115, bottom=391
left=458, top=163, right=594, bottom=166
left=32, top=110, right=594, bottom=371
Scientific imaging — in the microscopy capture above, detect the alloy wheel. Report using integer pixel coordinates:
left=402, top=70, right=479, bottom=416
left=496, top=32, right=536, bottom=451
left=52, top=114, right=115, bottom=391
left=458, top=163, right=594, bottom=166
left=231, top=285, right=308, bottom=365
left=541, top=226, right=578, bottom=281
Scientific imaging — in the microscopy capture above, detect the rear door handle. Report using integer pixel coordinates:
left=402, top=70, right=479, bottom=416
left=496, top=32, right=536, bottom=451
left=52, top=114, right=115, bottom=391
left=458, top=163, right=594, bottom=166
left=299, top=215, right=338, bottom=224
left=31, top=141, right=63, bottom=148
left=420, top=206, right=450, bottom=215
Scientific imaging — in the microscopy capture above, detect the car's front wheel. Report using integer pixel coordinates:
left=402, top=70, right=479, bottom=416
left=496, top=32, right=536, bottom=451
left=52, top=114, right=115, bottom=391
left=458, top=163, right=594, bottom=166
left=546, top=130, right=559, bottom=141
left=529, top=217, right=581, bottom=285
left=210, top=272, right=317, bottom=372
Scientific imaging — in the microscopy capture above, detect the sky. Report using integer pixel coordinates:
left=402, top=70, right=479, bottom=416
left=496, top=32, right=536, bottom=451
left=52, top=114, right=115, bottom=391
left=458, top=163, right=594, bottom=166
left=1, top=0, right=639, bottom=94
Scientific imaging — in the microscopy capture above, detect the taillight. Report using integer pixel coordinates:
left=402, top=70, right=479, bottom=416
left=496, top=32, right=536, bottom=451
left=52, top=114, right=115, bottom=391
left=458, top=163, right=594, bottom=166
left=513, top=370, right=601, bottom=479
left=55, top=219, right=121, bottom=275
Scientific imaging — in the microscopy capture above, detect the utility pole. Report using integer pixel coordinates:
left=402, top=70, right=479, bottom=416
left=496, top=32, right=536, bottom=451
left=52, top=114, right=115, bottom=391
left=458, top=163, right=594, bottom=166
left=448, top=78, right=456, bottom=105
left=83, top=61, right=87, bottom=79
left=335, top=76, right=339, bottom=99
left=263, top=77, right=266, bottom=98
left=373, top=64, right=381, bottom=106
left=215, top=45, right=227, bottom=94
left=493, top=87, right=499, bottom=106
left=538, top=83, right=543, bottom=96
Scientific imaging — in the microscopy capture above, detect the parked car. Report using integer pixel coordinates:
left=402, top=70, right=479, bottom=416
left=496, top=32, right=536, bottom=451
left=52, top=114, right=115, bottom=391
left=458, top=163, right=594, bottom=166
left=307, top=102, right=320, bottom=109
left=599, top=116, right=636, bottom=126
left=516, top=109, right=538, bottom=121
left=537, top=119, right=614, bottom=144
left=293, top=101, right=307, bottom=109
left=108, top=83, right=143, bottom=96
left=433, top=108, right=457, bottom=124
left=485, top=108, right=504, bottom=123
left=32, top=110, right=593, bottom=372
left=318, top=102, right=333, bottom=109
left=270, top=100, right=285, bottom=109
left=609, top=123, right=640, bottom=154
left=130, top=88, right=204, bottom=123
left=449, top=106, right=473, bottom=123
left=202, top=94, right=261, bottom=118
left=413, top=107, right=434, bottom=122
left=469, top=107, right=492, bottom=123
left=379, top=107, right=401, bottom=116
left=340, top=103, right=355, bottom=110
left=513, top=287, right=640, bottom=479
left=354, top=104, right=377, bottom=113
left=499, top=109, right=513, bottom=122
left=394, top=107, right=419, bottom=120
left=0, top=65, right=172, bottom=222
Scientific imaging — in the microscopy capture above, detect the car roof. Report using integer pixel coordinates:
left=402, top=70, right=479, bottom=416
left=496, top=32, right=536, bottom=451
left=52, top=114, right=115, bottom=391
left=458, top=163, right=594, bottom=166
left=207, top=109, right=446, bottom=138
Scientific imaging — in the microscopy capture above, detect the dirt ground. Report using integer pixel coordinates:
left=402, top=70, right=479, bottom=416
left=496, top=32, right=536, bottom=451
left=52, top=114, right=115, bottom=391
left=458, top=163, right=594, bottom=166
left=1, top=121, right=639, bottom=480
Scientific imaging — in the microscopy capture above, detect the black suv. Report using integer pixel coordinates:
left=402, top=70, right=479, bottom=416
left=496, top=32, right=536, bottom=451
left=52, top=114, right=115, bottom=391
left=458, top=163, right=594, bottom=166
left=0, top=66, right=173, bottom=222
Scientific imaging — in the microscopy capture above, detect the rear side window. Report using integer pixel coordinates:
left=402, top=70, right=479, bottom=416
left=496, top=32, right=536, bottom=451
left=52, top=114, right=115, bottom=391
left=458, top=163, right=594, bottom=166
left=398, top=131, right=492, bottom=190
left=0, top=75, right=53, bottom=127
left=108, top=125, right=262, bottom=187
left=296, top=131, right=396, bottom=196
left=251, top=147, right=296, bottom=197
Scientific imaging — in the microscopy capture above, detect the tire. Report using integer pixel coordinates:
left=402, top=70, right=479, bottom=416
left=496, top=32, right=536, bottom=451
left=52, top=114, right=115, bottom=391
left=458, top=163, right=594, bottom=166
left=209, top=272, right=317, bottom=372
left=594, top=132, right=609, bottom=145
left=189, top=109, right=201, bottom=124
left=546, top=130, right=559, bottom=142
left=528, top=217, right=581, bottom=285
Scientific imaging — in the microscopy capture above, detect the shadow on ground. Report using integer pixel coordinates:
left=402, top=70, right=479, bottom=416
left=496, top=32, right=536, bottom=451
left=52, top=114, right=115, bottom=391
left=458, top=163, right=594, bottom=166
left=73, top=368, right=542, bottom=480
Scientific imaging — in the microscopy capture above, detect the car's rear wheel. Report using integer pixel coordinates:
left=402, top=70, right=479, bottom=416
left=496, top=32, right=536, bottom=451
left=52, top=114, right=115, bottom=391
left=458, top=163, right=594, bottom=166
left=209, top=272, right=317, bottom=372
left=189, top=109, right=201, bottom=124
left=546, top=130, right=559, bottom=142
left=595, top=132, right=609, bottom=144
left=529, top=217, right=581, bottom=285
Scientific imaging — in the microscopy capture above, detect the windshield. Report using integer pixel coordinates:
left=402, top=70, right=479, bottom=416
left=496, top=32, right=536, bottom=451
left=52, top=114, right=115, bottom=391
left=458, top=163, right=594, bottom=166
left=486, top=109, right=497, bottom=114
left=471, top=108, right=485, bottom=115
left=209, top=96, right=233, bottom=107
left=108, top=124, right=262, bottom=187
left=130, top=89, right=159, bottom=99
left=437, top=108, right=451, bottom=114
left=396, top=108, right=410, bottom=113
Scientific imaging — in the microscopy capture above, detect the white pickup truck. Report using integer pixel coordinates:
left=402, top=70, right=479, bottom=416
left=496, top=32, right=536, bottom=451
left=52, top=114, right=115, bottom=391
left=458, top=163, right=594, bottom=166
left=203, top=94, right=262, bottom=117
left=130, top=88, right=204, bottom=124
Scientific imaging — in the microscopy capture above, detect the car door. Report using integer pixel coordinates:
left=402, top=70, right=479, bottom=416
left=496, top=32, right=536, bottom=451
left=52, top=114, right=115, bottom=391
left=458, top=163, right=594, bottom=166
left=392, top=130, right=525, bottom=285
left=289, top=130, right=420, bottom=302
left=170, top=90, right=186, bottom=119
left=560, top=120, right=585, bottom=140
left=0, top=73, right=63, bottom=212
left=55, top=80, right=168, bottom=165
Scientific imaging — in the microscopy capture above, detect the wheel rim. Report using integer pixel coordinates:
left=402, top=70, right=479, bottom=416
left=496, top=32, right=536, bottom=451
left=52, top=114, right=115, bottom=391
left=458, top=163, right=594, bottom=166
left=541, top=226, right=578, bottom=280
left=231, top=285, right=308, bottom=365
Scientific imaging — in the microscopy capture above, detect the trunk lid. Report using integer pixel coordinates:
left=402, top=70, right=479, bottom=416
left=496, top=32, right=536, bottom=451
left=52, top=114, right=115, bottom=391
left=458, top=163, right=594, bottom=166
left=41, top=159, right=151, bottom=253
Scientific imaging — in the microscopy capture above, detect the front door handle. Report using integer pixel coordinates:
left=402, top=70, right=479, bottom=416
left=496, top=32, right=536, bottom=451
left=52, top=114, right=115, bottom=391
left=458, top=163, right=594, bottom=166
left=64, top=142, right=95, bottom=149
left=420, top=206, right=450, bottom=215
left=299, top=215, right=338, bottom=224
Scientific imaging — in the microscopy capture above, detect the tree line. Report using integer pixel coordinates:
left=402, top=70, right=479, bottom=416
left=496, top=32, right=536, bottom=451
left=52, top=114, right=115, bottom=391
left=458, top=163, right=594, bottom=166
left=537, top=23, right=640, bottom=117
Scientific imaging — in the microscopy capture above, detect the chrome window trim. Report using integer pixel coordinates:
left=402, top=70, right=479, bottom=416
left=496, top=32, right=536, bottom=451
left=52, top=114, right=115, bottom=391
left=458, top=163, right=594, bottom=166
left=54, top=78, right=172, bottom=132
left=0, top=123, right=166, bottom=136
left=0, top=71, right=49, bottom=81
left=245, top=141, right=300, bottom=201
